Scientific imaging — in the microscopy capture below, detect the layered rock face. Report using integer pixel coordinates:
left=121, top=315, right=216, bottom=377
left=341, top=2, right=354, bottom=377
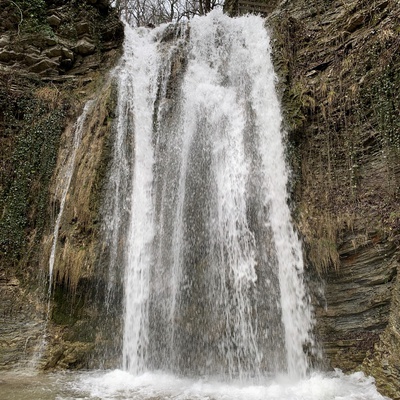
left=268, top=0, right=400, bottom=397
left=0, top=0, right=122, bottom=369
left=0, top=0, right=122, bottom=77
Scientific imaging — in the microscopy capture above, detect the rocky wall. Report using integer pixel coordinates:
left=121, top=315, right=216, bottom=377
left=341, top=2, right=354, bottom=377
left=268, top=0, right=400, bottom=398
left=0, top=0, right=123, bottom=370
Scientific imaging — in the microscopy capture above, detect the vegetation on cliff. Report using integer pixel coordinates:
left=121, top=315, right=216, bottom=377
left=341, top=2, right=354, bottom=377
left=0, top=77, right=65, bottom=265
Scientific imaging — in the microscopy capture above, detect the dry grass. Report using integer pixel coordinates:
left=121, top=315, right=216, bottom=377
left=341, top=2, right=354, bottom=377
left=298, top=205, right=356, bottom=273
left=274, top=0, right=400, bottom=276
left=41, top=79, right=115, bottom=292
left=35, top=85, right=61, bottom=108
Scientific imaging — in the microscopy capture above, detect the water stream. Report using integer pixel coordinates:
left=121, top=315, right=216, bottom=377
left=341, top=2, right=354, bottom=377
left=48, top=100, right=94, bottom=289
left=86, top=10, right=386, bottom=399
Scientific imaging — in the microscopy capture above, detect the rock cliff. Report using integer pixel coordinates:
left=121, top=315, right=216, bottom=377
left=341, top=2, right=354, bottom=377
left=267, top=0, right=400, bottom=397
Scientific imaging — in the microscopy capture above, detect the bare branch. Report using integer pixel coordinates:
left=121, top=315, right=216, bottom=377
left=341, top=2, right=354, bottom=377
left=120, top=0, right=223, bottom=27
left=9, top=0, right=24, bottom=36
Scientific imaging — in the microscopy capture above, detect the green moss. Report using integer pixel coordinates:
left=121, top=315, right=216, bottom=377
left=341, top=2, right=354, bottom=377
left=361, top=59, right=400, bottom=152
left=0, top=80, right=66, bottom=263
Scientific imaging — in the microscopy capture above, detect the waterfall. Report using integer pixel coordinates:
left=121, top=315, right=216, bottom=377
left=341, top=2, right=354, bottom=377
left=10, top=11, right=387, bottom=400
left=109, top=10, right=315, bottom=381
left=30, top=100, right=94, bottom=368
left=8, top=11, right=387, bottom=400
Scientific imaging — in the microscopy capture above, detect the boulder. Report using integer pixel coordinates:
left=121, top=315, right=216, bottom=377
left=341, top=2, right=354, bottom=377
left=76, top=22, right=92, bottom=36
left=0, top=35, right=10, bottom=48
left=44, top=46, right=63, bottom=58
left=74, top=38, right=96, bottom=56
left=62, top=47, right=74, bottom=60
left=47, top=14, right=62, bottom=27
left=0, top=49, right=15, bottom=63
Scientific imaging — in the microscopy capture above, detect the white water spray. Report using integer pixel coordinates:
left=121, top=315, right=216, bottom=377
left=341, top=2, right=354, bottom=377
left=119, top=25, right=161, bottom=374
left=111, top=10, right=314, bottom=380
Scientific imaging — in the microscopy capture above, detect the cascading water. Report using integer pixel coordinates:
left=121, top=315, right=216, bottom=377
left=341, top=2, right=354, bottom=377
left=110, top=10, right=314, bottom=380
left=119, top=24, right=161, bottom=374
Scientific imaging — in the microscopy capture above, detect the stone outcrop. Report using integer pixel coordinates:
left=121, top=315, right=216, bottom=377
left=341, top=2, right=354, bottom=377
left=317, top=232, right=397, bottom=371
left=0, top=0, right=123, bottom=78
left=0, top=272, right=44, bottom=368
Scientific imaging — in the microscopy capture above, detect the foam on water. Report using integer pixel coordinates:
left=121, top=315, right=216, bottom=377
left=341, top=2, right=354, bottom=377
left=2, top=369, right=388, bottom=400
left=68, top=369, right=389, bottom=400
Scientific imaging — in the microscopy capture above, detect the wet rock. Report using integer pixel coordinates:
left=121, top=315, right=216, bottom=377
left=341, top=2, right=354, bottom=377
left=44, top=46, right=63, bottom=58
left=45, top=37, right=58, bottom=47
left=315, top=232, right=398, bottom=369
left=25, top=45, right=41, bottom=55
left=346, top=13, right=365, bottom=33
left=0, top=273, right=44, bottom=368
left=0, top=35, right=10, bottom=47
left=362, top=265, right=400, bottom=399
left=0, top=49, right=15, bottom=63
left=45, top=345, right=65, bottom=369
left=62, top=47, right=74, bottom=60
left=61, top=342, right=95, bottom=368
left=43, top=45, right=74, bottom=65
left=76, top=21, right=92, bottom=36
left=22, top=53, right=44, bottom=66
